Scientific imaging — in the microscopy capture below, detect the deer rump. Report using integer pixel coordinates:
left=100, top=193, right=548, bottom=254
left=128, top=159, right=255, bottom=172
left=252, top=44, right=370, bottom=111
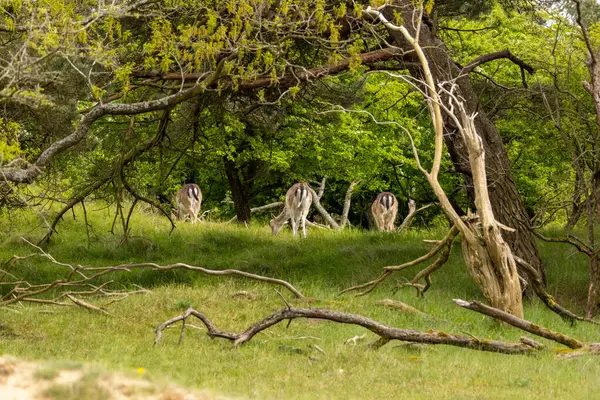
left=371, top=192, right=398, bottom=231
left=177, top=184, right=202, bottom=222
left=292, top=184, right=310, bottom=209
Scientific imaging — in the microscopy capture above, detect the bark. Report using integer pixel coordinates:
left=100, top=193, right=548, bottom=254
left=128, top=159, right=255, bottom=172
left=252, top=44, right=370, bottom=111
left=572, top=0, right=600, bottom=319
left=339, top=181, right=359, bottom=229
left=385, top=1, right=545, bottom=285
left=223, top=157, right=252, bottom=224
left=586, top=178, right=599, bottom=318
left=367, top=5, right=524, bottom=316
left=155, top=306, right=540, bottom=355
left=453, top=299, right=584, bottom=349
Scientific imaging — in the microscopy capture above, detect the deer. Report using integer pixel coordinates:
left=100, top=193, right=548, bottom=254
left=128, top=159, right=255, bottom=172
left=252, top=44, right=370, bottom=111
left=371, top=191, right=398, bottom=232
left=176, top=183, right=202, bottom=224
left=270, top=183, right=313, bottom=238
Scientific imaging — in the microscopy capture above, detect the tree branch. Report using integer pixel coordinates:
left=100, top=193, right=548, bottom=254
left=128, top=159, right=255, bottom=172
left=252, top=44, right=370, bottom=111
left=460, top=49, right=535, bottom=76
left=453, top=299, right=584, bottom=349
left=340, top=226, right=459, bottom=296
left=154, top=306, right=541, bottom=355
left=338, top=181, right=359, bottom=229
left=0, top=56, right=230, bottom=184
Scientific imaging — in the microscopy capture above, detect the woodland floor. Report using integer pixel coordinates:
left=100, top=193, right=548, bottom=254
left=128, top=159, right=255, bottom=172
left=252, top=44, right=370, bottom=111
left=0, top=205, right=599, bottom=399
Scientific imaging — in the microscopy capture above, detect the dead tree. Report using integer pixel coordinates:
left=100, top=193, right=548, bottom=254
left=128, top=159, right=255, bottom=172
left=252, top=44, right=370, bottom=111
left=308, top=179, right=359, bottom=230
left=361, top=5, right=523, bottom=317
left=376, top=1, right=545, bottom=285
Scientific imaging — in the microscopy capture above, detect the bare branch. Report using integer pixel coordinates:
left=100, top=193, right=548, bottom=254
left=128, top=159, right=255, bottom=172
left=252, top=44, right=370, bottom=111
left=460, top=49, right=535, bottom=76
left=514, top=256, right=599, bottom=325
left=307, top=187, right=340, bottom=230
left=397, top=200, right=432, bottom=232
left=340, top=226, right=459, bottom=295
left=154, top=306, right=540, bottom=355
left=338, top=181, right=359, bottom=229
left=453, top=299, right=583, bottom=349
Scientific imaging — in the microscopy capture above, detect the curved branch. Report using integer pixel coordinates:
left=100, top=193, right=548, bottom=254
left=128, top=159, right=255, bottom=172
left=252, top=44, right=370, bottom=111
left=39, top=177, right=111, bottom=244
left=340, top=226, right=459, bottom=295
left=83, top=262, right=305, bottom=299
left=307, top=187, right=340, bottom=230
left=339, top=181, right=359, bottom=229
left=460, top=49, right=535, bottom=76
left=514, top=256, right=599, bottom=325
left=0, top=56, right=229, bottom=184
left=154, top=306, right=541, bottom=355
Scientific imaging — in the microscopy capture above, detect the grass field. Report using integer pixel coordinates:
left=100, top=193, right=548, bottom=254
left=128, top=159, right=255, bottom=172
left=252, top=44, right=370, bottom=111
left=1, top=204, right=599, bottom=399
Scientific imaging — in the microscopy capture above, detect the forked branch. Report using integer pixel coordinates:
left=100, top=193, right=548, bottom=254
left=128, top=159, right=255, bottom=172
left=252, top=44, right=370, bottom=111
left=340, top=226, right=459, bottom=296
left=453, top=299, right=584, bottom=349
left=514, top=256, right=598, bottom=325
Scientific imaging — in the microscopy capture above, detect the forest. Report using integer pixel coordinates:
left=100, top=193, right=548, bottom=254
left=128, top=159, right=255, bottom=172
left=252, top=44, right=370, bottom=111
left=1, top=0, right=600, bottom=398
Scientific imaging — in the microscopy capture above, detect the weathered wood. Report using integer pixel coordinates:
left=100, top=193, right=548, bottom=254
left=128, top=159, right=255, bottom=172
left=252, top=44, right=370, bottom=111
left=155, top=306, right=541, bottom=355
left=365, top=5, right=524, bottom=317
left=376, top=299, right=427, bottom=315
left=453, top=299, right=584, bottom=349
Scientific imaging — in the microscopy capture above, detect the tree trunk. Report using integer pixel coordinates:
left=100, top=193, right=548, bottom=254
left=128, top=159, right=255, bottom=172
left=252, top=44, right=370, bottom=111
left=387, top=1, right=545, bottom=285
left=586, top=175, right=599, bottom=318
left=224, top=157, right=252, bottom=223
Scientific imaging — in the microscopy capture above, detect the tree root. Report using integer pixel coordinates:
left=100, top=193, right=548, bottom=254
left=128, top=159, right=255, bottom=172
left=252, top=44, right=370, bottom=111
left=154, top=305, right=541, bottom=354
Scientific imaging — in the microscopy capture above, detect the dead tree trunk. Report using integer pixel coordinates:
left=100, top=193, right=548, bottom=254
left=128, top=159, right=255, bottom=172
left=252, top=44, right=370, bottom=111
left=384, top=0, right=545, bottom=285
left=366, top=5, right=523, bottom=316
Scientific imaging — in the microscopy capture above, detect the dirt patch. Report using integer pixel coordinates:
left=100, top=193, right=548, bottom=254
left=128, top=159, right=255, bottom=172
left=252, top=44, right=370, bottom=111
left=0, top=356, right=230, bottom=400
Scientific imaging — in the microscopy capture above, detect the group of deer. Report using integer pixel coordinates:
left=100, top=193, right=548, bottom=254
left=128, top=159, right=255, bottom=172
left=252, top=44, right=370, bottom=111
left=175, top=183, right=398, bottom=238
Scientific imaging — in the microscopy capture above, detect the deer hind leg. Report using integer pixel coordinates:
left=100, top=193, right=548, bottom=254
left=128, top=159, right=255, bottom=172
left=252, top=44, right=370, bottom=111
left=301, top=209, right=308, bottom=238
left=376, top=214, right=385, bottom=232
left=291, top=218, right=298, bottom=237
left=191, top=205, right=198, bottom=224
left=301, top=216, right=307, bottom=238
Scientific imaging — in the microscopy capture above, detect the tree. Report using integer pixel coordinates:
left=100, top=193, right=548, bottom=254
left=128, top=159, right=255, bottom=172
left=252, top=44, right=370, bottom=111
left=0, top=0, right=544, bottom=287
left=366, top=0, right=546, bottom=284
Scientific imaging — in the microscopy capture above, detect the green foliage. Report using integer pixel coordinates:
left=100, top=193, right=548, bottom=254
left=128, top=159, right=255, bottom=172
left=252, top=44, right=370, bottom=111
left=0, top=118, right=21, bottom=163
left=440, top=4, right=597, bottom=222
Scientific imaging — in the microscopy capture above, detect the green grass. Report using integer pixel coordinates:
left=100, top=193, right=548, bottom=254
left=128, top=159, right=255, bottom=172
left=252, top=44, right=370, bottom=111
left=1, top=204, right=599, bottom=399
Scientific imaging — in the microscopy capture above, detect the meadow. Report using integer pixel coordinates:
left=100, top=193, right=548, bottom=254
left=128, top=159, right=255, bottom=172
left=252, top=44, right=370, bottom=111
left=0, top=204, right=599, bottom=399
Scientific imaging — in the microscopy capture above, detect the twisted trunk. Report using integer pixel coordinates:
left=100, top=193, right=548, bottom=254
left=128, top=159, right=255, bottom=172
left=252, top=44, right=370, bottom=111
left=386, top=1, right=545, bottom=285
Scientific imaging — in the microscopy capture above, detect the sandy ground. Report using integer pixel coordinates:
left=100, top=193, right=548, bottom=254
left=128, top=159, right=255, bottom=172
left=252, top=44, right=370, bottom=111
left=0, top=356, right=228, bottom=400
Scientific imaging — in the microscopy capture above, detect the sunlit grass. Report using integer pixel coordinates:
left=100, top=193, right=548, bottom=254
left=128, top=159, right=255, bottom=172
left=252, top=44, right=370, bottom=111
left=0, top=204, right=598, bottom=399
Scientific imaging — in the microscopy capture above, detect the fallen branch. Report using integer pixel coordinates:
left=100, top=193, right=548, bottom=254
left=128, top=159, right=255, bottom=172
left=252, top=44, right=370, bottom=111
left=453, top=299, right=584, bottom=349
left=1, top=239, right=305, bottom=312
left=454, top=298, right=600, bottom=358
left=514, top=256, right=599, bottom=325
left=154, top=306, right=541, bottom=355
left=376, top=299, right=427, bottom=316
